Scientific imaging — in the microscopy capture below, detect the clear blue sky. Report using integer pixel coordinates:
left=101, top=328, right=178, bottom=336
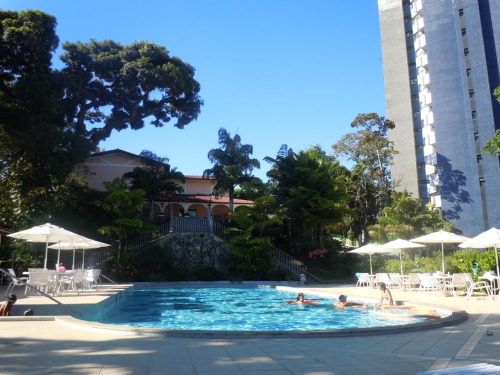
left=1, top=0, right=386, bottom=181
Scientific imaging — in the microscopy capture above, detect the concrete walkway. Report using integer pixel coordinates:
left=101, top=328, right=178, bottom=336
left=1, top=282, right=499, bottom=375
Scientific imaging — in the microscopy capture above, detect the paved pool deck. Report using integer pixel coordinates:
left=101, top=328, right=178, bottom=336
left=1, top=282, right=499, bottom=375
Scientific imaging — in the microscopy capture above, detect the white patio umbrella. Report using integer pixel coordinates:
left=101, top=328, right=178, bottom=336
left=379, top=239, right=426, bottom=275
left=411, top=230, right=470, bottom=274
left=7, top=223, right=86, bottom=269
left=349, top=244, right=392, bottom=275
left=49, top=239, right=110, bottom=269
left=459, top=228, right=500, bottom=276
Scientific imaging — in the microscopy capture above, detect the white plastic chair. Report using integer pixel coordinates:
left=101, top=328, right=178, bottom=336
left=57, top=269, right=86, bottom=295
left=418, top=273, right=440, bottom=294
left=465, top=273, right=493, bottom=299
left=389, top=273, right=403, bottom=289
left=356, top=273, right=371, bottom=287
left=403, top=273, right=420, bottom=291
left=445, top=273, right=468, bottom=296
left=5, top=268, right=28, bottom=296
left=26, top=269, right=54, bottom=295
left=84, top=269, right=101, bottom=290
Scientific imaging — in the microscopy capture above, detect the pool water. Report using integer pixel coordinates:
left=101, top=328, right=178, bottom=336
left=84, top=286, right=429, bottom=331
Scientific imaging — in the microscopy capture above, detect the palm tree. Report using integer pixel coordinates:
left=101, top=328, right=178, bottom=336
left=203, top=128, right=260, bottom=213
left=123, top=150, right=185, bottom=219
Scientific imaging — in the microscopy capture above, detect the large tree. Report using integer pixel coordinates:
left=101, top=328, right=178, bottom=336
left=482, top=86, right=500, bottom=156
left=203, top=128, right=260, bottom=213
left=333, top=113, right=396, bottom=242
left=123, top=150, right=185, bottom=219
left=0, top=10, right=202, bottom=226
left=266, top=145, right=352, bottom=253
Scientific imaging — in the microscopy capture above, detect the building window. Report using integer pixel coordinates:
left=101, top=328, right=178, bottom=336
left=410, top=78, right=418, bottom=85
left=461, top=28, right=467, bottom=36
left=417, top=162, right=426, bottom=169
left=479, top=177, right=485, bottom=187
left=472, top=111, right=477, bottom=119
left=459, top=8, right=464, bottom=16
left=416, top=145, right=424, bottom=151
left=418, top=179, right=430, bottom=185
left=469, top=89, right=475, bottom=98
left=467, top=68, right=472, bottom=77
left=464, top=48, right=469, bottom=56
left=474, top=132, right=479, bottom=141
left=404, top=16, right=411, bottom=23
left=413, top=111, right=421, bottom=118
left=477, top=155, right=482, bottom=163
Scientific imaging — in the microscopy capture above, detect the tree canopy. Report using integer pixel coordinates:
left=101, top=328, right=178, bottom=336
left=367, top=190, right=451, bottom=242
left=123, top=150, right=185, bottom=219
left=333, top=113, right=396, bottom=242
left=0, top=9, right=202, bottom=226
left=482, top=86, right=500, bottom=156
left=203, top=128, right=260, bottom=212
left=266, top=145, right=352, bottom=253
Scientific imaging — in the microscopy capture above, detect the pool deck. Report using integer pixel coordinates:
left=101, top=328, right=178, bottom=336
left=1, top=282, right=499, bottom=375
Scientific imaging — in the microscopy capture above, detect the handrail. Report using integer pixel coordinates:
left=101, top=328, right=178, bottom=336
left=74, top=246, right=112, bottom=270
left=268, top=246, right=303, bottom=277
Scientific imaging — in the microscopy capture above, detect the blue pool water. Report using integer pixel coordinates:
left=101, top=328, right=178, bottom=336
left=83, top=286, right=429, bottom=331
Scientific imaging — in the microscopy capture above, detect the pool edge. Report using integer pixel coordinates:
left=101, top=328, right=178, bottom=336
left=49, top=282, right=469, bottom=339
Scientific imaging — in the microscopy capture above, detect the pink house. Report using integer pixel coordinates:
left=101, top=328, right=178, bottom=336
left=78, top=149, right=254, bottom=220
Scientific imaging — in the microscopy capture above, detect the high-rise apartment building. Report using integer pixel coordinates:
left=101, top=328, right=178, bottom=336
left=378, top=0, right=500, bottom=236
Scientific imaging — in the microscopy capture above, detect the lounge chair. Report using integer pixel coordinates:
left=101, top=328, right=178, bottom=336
left=5, top=268, right=28, bottom=296
left=464, top=273, right=492, bottom=299
left=418, top=362, right=500, bottom=374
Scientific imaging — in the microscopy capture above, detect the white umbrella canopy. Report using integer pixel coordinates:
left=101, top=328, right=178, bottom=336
left=411, top=230, right=470, bottom=273
left=49, top=239, right=110, bottom=269
left=459, top=228, right=500, bottom=276
left=379, top=239, right=427, bottom=274
left=7, top=223, right=86, bottom=269
left=349, top=244, right=392, bottom=275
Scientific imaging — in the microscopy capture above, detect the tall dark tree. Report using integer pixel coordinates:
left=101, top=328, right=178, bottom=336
left=0, top=10, right=202, bottom=226
left=333, top=113, right=396, bottom=242
left=203, top=128, right=260, bottom=213
left=123, top=150, right=185, bottom=219
left=266, top=145, right=352, bottom=253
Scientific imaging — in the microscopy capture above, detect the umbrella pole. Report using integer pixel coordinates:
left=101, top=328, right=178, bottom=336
left=400, top=251, right=403, bottom=274
left=72, top=248, right=76, bottom=270
left=441, top=242, right=445, bottom=273
left=495, top=246, right=499, bottom=277
left=44, top=241, right=48, bottom=269
left=369, top=253, right=373, bottom=275
left=57, top=243, right=61, bottom=269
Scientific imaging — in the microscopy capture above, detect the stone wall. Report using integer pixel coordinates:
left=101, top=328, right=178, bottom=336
left=156, top=232, right=230, bottom=273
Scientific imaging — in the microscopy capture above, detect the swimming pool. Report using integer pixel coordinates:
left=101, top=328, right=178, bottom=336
left=82, top=286, right=437, bottom=331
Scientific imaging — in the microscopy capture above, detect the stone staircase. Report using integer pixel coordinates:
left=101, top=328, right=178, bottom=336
left=80, top=218, right=311, bottom=280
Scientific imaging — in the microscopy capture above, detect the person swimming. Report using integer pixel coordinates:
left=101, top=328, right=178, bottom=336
left=333, top=295, right=366, bottom=308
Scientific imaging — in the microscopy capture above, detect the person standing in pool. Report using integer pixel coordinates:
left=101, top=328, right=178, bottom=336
left=375, top=282, right=394, bottom=306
